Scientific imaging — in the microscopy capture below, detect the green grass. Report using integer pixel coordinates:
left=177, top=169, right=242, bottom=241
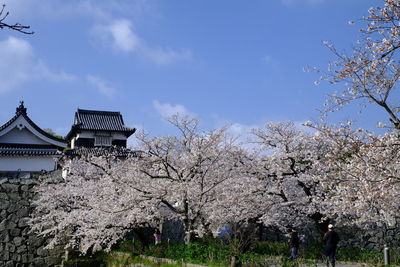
left=143, top=239, right=232, bottom=265
left=66, top=238, right=400, bottom=266
left=252, top=241, right=392, bottom=265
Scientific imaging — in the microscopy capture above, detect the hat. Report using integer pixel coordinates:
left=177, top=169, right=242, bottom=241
left=328, top=224, right=334, bottom=229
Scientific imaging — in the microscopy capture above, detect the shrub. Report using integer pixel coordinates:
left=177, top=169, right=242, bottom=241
left=67, top=238, right=400, bottom=266
left=64, top=250, right=107, bottom=267
left=252, top=241, right=288, bottom=256
left=115, top=239, right=143, bottom=254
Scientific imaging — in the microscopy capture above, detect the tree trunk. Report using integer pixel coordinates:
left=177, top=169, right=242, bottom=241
left=185, top=230, right=192, bottom=244
left=256, top=222, right=264, bottom=241
left=183, top=216, right=195, bottom=244
left=309, top=212, right=330, bottom=238
left=230, top=255, right=238, bottom=267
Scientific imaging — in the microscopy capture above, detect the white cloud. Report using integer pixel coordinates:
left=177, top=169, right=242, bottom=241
left=0, top=37, right=120, bottom=97
left=86, top=75, right=116, bottom=97
left=211, top=115, right=261, bottom=146
left=94, top=19, right=141, bottom=53
left=127, top=123, right=144, bottom=148
left=227, top=120, right=315, bottom=151
left=0, top=37, right=75, bottom=94
left=228, top=123, right=256, bottom=137
left=227, top=122, right=260, bottom=146
left=212, top=115, right=316, bottom=148
left=93, top=19, right=193, bottom=65
left=4, top=0, right=192, bottom=65
left=141, top=46, right=193, bottom=65
left=153, top=100, right=195, bottom=118
left=3, top=0, right=151, bottom=21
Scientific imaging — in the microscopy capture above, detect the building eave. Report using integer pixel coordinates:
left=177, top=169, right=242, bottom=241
left=0, top=147, right=62, bottom=156
left=0, top=103, right=68, bottom=148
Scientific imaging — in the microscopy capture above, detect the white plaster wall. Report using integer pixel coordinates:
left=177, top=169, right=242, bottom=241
left=71, top=137, right=76, bottom=149
left=112, top=132, right=127, bottom=140
left=0, top=127, right=48, bottom=145
left=76, top=131, right=95, bottom=139
left=77, top=131, right=127, bottom=140
left=0, top=156, right=57, bottom=171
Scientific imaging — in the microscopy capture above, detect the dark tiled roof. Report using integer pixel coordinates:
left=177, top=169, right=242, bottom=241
left=0, top=147, right=62, bottom=156
left=66, top=109, right=136, bottom=139
left=0, top=102, right=68, bottom=147
left=0, top=143, right=59, bottom=149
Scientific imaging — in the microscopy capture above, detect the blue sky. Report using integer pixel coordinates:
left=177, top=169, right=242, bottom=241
left=0, top=0, right=383, bottom=143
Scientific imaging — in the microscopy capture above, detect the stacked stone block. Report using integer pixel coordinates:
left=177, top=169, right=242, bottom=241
left=0, top=176, right=62, bottom=266
left=2, top=171, right=400, bottom=266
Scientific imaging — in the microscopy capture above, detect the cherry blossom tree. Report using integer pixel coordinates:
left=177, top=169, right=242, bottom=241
left=30, top=149, right=160, bottom=254
left=30, top=115, right=252, bottom=252
left=310, top=124, right=400, bottom=244
left=320, top=0, right=400, bottom=129
left=135, top=115, right=253, bottom=243
left=250, top=122, right=332, bottom=236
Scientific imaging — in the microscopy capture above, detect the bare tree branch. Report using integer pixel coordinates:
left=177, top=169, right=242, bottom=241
left=0, top=4, right=34, bottom=34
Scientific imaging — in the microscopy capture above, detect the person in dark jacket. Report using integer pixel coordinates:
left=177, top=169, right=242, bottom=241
left=323, top=224, right=340, bottom=267
left=287, top=229, right=300, bottom=260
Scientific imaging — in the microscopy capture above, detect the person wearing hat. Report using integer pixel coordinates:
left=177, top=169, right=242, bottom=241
left=323, top=224, right=340, bottom=267
left=287, top=229, right=300, bottom=260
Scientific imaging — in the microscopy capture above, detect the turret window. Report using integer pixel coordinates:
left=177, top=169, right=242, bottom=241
left=94, top=136, right=112, bottom=146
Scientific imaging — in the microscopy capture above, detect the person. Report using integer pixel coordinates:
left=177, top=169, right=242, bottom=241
left=287, top=229, right=300, bottom=260
left=218, top=225, right=233, bottom=244
left=153, top=229, right=161, bottom=245
left=323, top=224, right=340, bottom=267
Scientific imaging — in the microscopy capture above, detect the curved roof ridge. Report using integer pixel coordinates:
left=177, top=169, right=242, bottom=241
left=0, top=102, right=68, bottom=147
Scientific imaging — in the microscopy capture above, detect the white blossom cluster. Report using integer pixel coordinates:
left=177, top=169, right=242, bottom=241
left=30, top=1, right=400, bottom=253
left=319, top=0, right=400, bottom=130
left=30, top=116, right=400, bottom=253
left=312, top=124, right=400, bottom=229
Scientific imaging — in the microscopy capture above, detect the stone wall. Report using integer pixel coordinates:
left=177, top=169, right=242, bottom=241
left=1, top=169, right=399, bottom=266
left=0, top=173, right=63, bottom=266
left=161, top=219, right=185, bottom=243
left=259, top=220, right=400, bottom=252
left=338, top=223, right=400, bottom=252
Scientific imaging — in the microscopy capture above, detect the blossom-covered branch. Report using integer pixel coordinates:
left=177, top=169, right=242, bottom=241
left=319, top=0, right=400, bottom=129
